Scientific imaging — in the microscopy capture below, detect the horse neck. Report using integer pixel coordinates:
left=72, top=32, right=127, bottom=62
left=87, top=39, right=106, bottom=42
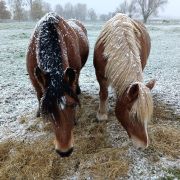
left=37, top=14, right=65, bottom=116
left=97, top=14, right=145, bottom=98
left=104, top=30, right=143, bottom=98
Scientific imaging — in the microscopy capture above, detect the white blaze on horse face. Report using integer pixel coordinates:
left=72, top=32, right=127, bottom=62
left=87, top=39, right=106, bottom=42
left=60, top=102, right=65, bottom=110
left=131, top=120, right=149, bottom=149
left=144, top=120, right=149, bottom=147
left=59, top=96, right=66, bottom=110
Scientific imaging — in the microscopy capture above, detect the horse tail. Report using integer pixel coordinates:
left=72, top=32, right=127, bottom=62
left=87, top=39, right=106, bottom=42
left=36, top=13, right=64, bottom=116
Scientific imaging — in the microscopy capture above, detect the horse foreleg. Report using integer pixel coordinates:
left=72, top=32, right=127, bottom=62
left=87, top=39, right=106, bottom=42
left=96, top=74, right=108, bottom=121
left=32, top=80, right=43, bottom=117
left=36, top=92, right=43, bottom=117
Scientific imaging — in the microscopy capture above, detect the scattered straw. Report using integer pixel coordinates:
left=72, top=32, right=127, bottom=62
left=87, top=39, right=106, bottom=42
left=1, top=93, right=179, bottom=179
left=150, top=126, right=180, bottom=158
left=0, top=94, right=129, bottom=179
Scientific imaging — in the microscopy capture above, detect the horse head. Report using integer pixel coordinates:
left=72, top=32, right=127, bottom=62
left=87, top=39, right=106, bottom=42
left=52, top=68, right=80, bottom=157
left=37, top=67, right=79, bottom=157
left=115, top=80, right=156, bottom=149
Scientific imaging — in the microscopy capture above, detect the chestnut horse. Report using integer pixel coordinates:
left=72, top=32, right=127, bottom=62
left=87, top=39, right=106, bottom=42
left=94, top=13, right=155, bottom=148
left=26, top=13, right=89, bottom=157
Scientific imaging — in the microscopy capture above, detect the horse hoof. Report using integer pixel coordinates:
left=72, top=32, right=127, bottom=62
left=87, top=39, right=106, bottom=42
left=96, top=113, right=108, bottom=121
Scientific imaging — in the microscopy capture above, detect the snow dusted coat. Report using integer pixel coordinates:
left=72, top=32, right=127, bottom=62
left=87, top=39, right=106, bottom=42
left=26, top=13, right=89, bottom=157
left=94, top=13, right=156, bottom=148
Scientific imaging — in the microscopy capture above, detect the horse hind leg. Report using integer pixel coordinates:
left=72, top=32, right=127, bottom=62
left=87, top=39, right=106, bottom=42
left=96, top=74, right=108, bottom=121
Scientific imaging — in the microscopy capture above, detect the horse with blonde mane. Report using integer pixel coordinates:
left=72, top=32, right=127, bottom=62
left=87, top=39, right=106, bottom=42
left=94, top=13, right=155, bottom=148
left=27, top=13, right=89, bottom=157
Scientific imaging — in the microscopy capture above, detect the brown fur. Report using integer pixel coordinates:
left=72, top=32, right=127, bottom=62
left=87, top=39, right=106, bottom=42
left=26, top=13, right=89, bottom=156
left=94, top=13, right=155, bottom=148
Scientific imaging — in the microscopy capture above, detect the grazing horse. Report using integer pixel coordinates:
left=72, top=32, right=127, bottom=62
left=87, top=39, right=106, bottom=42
left=26, top=13, right=89, bottom=157
left=94, top=13, right=155, bottom=148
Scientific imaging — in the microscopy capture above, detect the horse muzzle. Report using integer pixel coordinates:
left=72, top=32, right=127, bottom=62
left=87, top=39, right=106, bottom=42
left=55, top=147, right=74, bottom=157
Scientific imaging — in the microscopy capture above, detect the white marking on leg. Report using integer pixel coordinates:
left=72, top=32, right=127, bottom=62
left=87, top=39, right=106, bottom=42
left=97, top=99, right=108, bottom=121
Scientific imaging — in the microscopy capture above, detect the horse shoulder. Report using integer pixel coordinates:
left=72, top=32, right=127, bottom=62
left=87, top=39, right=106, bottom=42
left=67, top=20, right=89, bottom=68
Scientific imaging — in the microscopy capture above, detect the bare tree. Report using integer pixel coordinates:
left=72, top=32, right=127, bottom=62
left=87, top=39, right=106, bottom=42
left=0, top=0, right=11, bottom=19
left=21, top=0, right=32, bottom=19
left=63, top=2, right=74, bottom=19
left=137, top=0, right=168, bottom=23
left=99, top=14, right=112, bottom=21
left=88, top=8, right=97, bottom=21
left=116, top=0, right=138, bottom=18
left=55, top=4, right=64, bottom=17
left=31, top=0, right=44, bottom=20
left=74, top=3, right=87, bottom=21
left=13, top=0, right=25, bottom=21
left=42, top=1, right=51, bottom=14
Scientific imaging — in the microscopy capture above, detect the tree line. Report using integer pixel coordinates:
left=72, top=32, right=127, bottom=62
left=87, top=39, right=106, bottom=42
left=99, top=0, right=168, bottom=23
left=0, top=0, right=168, bottom=23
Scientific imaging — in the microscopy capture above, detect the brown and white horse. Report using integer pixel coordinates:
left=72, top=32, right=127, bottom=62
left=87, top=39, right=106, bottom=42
left=26, top=13, right=89, bottom=157
left=94, top=13, right=155, bottom=148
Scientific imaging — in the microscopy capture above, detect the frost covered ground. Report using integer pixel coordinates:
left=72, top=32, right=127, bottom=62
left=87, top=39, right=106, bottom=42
left=0, top=21, right=180, bottom=179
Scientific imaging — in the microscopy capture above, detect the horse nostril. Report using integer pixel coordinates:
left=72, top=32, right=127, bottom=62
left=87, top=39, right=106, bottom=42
left=56, top=147, right=74, bottom=157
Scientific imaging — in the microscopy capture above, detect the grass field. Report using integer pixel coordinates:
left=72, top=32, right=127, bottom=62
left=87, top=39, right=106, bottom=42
left=0, top=21, right=180, bottom=179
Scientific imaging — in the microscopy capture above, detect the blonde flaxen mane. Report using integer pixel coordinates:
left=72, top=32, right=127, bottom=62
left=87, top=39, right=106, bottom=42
left=97, top=13, right=153, bottom=123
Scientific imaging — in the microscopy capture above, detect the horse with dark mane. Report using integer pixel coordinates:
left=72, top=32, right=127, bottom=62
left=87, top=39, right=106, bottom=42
left=94, top=13, right=155, bottom=148
left=26, top=13, right=89, bottom=157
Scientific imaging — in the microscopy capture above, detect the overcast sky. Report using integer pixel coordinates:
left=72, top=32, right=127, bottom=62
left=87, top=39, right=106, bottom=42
left=45, top=0, right=180, bottom=19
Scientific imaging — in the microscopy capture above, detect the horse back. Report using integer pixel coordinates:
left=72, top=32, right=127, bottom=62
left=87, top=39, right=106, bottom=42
left=133, top=20, right=151, bottom=70
left=67, top=19, right=89, bottom=67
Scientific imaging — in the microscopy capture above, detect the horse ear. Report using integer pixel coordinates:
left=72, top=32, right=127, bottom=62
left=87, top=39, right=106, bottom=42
left=127, top=83, right=139, bottom=102
left=146, top=79, right=156, bottom=90
left=64, top=67, right=76, bottom=85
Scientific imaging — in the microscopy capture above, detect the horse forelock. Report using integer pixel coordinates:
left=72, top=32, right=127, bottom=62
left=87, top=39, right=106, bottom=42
left=97, top=13, right=143, bottom=98
left=129, top=82, right=153, bottom=124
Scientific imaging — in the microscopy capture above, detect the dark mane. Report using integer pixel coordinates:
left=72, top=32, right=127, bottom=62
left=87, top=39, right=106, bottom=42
left=36, top=13, right=66, bottom=116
